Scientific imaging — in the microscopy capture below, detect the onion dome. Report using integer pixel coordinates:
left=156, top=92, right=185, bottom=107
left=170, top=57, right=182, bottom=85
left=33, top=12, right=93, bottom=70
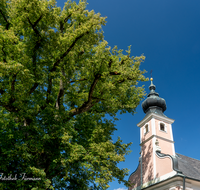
left=142, top=78, right=166, bottom=115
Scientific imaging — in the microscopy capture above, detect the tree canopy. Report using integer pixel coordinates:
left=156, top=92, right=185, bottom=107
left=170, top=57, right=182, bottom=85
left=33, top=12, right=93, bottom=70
left=0, top=0, right=147, bottom=189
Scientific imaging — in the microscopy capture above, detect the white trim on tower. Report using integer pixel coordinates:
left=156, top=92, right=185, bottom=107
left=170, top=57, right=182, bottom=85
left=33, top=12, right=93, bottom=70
left=169, top=124, right=175, bottom=156
left=151, top=118, right=157, bottom=179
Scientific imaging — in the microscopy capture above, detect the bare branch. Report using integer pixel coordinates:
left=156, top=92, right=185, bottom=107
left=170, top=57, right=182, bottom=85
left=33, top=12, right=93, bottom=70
left=46, top=30, right=90, bottom=105
left=127, top=77, right=136, bottom=81
left=26, top=16, right=43, bottom=95
left=64, top=14, right=72, bottom=23
left=88, top=74, right=101, bottom=100
left=68, top=78, right=87, bottom=83
left=0, top=9, right=10, bottom=30
left=64, top=73, right=101, bottom=122
left=60, top=8, right=81, bottom=33
left=46, top=77, right=53, bottom=104
left=108, top=59, right=112, bottom=68
left=119, top=56, right=129, bottom=65
left=109, top=71, right=120, bottom=75
left=0, top=88, right=5, bottom=95
left=91, top=94, right=105, bottom=101
left=50, top=31, right=89, bottom=73
left=108, top=56, right=129, bottom=75
left=31, top=40, right=42, bottom=93
left=27, top=17, right=41, bottom=37
left=56, top=72, right=65, bottom=109
left=2, top=41, right=7, bottom=62
left=29, top=82, right=39, bottom=95
left=11, top=73, right=17, bottom=92
left=60, top=13, right=72, bottom=33
left=0, top=74, right=18, bottom=112
left=116, top=79, right=125, bottom=84
left=33, top=14, right=43, bottom=28
left=0, top=100, right=17, bottom=112
left=70, top=99, right=100, bottom=117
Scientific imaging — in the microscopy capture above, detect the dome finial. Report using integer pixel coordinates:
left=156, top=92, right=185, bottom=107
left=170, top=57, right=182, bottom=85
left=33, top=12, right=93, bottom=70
left=150, top=70, right=153, bottom=85
left=148, top=70, right=156, bottom=93
left=150, top=77, right=153, bottom=85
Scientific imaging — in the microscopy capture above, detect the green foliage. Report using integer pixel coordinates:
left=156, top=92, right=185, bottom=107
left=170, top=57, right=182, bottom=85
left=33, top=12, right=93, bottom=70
left=0, top=0, right=147, bottom=189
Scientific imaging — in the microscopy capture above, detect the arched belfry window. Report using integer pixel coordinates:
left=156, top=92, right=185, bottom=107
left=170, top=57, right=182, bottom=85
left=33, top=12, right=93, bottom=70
left=160, top=123, right=166, bottom=132
left=144, top=124, right=149, bottom=135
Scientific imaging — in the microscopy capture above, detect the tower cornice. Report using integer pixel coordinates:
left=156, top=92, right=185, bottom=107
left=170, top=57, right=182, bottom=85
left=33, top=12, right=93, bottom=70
left=137, top=112, right=175, bottom=128
left=139, top=134, right=175, bottom=146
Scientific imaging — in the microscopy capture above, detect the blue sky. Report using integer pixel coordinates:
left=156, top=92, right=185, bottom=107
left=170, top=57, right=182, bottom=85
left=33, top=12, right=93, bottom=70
left=57, top=0, right=200, bottom=189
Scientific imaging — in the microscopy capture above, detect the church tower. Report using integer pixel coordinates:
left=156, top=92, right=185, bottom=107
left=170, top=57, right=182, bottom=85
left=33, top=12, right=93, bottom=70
left=128, top=78, right=177, bottom=189
left=128, top=78, right=200, bottom=190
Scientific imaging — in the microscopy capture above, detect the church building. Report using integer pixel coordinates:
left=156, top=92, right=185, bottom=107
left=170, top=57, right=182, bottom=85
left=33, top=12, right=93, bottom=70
left=128, top=78, right=200, bottom=190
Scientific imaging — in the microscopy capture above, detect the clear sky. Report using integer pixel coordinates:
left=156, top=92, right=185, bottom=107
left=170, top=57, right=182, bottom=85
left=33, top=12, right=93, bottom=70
left=57, top=1, right=200, bottom=189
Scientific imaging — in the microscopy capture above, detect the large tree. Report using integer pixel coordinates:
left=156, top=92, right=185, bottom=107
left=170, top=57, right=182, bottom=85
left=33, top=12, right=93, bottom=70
left=0, top=0, right=147, bottom=189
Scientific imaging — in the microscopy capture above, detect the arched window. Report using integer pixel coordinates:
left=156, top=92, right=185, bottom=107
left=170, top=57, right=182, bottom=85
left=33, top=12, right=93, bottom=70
left=144, top=124, right=149, bottom=134
left=160, top=123, right=165, bottom=132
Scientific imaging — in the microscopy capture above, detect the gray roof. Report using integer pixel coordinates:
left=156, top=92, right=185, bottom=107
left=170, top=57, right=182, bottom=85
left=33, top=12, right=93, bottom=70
left=176, top=153, right=200, bottom=180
